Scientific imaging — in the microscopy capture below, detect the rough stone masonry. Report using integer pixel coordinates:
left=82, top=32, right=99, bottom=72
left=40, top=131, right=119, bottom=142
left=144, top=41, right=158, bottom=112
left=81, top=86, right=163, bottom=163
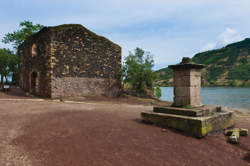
left=169, top=57, right=205, bottom=107
left=18, top=24, right=122, bottom=98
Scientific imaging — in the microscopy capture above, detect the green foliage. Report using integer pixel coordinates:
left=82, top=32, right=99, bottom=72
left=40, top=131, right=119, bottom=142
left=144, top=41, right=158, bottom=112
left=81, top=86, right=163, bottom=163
left=239, top=58, right=247, bottom=64
left=193, top=38, right=250, bottom=66
left=154, top=67, right=174, bottom=86
left=156, top=38, right=250, bottom=87
left=228, top=65, right=250, bottom=81
left=243, top=81, right=250, bottom=87
left=2, top=21, right=44, bottom=50
left=122, top=48, right=157, bottom=91
left=192, top=38, right=250, bottom=86
left=207, top=67, right=225, bottom=81
left=153, top=86, right=162, bottom=99
left=193, top=47, right=239, bottom=66
left=156, top=67, right=173, bottom=80
left=0, top=48, right=18, bottom=84
left=230, top=80, right=237, bottom=87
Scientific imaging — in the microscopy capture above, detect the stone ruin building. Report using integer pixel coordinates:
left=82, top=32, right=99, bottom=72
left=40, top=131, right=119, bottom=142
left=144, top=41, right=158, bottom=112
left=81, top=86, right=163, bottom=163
left=18, top=24, right=122, bottom=98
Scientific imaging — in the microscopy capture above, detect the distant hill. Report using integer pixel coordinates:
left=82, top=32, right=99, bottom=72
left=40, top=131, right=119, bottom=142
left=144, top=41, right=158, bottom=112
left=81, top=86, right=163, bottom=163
left=155, top=38, right=250, bottom=87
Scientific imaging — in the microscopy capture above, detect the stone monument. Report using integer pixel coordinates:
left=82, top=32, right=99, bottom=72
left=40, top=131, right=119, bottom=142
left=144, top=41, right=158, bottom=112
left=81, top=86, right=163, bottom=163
left=141, top=58, right=235, bottom=137
left=169, top=57, right=204, bottom=107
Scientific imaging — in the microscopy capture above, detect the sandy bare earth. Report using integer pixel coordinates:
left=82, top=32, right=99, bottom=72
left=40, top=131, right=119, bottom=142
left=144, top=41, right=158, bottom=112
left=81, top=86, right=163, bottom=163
left=0, top=89, right=249, bottom=166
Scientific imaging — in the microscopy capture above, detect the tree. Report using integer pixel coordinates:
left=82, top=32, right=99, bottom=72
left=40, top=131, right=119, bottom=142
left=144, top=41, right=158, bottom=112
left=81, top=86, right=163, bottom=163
left=0, top=48, right=18, bottom=87
left=2, top=21, right=44, bottom=50
left=153, top=86, right=162, bottom=99
left=1, top=21, right=44, bottom=87
left=122, top=48, right=158, bottom=93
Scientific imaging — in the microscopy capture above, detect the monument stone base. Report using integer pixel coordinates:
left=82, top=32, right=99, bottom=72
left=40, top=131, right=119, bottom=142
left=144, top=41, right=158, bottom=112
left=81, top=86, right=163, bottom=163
left=141, top=106, right=235, bottom=137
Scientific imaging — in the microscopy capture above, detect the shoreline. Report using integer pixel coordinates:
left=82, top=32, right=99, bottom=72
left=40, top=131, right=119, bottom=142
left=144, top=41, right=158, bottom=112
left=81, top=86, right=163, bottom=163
left=223, top=106, right=250, bottom=114
left=160, top=87, right=250, bottom=111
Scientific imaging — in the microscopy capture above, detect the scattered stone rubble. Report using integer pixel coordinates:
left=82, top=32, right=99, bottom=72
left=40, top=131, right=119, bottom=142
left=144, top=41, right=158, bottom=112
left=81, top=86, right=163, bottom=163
left=224, top=128, right=248, bottom=144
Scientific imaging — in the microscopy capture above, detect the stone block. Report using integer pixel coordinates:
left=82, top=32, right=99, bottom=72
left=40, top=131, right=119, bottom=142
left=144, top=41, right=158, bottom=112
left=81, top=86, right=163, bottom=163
left=173, top=96, right=190, bottom=107
left=174, top=87, right=189, bottom=97
left=190, top=69, right=202, bottom=76
left=174, top=76, right=190, bottom=87
left=240, top=129, right=248, bottom=136
left=190, top=96, right=202, bottom=107
left=141, top=109, right=235, bottom=137
left=190, top=76, right=201, bottom=87
left=189, top=87, right=201, bottom=97
left=225, top=128, right=248, bottom=138
left=174, top=68, right=191, bottom=77
left=153, top=106, right=204, bottom=117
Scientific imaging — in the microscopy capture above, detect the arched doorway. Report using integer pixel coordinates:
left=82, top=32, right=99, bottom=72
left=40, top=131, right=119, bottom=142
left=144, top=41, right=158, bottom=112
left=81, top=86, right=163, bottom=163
left=31, top=71, right=39, bottom=93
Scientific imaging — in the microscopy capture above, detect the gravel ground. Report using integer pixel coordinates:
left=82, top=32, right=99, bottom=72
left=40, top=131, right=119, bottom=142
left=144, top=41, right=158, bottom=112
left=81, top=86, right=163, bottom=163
left=0, top=88, right=249, bottom=166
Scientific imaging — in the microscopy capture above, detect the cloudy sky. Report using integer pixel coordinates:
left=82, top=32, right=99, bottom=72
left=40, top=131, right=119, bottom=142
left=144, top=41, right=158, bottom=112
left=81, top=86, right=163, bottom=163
left=1, top=0, right=250, bottom=70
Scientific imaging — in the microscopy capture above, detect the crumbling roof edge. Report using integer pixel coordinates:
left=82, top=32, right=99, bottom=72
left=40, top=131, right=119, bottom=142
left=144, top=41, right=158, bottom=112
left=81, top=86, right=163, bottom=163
left=21, top=24, right=121, bottom=49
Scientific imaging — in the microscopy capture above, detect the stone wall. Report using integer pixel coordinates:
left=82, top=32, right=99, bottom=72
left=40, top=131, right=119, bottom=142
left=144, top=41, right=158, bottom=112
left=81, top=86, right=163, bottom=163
left=18, top=29, right=52, bottom=97
left=49, top=24, right=122, bottom=97
left=18, top=24, right=122, bottom=98
left=51, top=77, right=121, bottom=98
left=50, top=25, right=121, bottom=79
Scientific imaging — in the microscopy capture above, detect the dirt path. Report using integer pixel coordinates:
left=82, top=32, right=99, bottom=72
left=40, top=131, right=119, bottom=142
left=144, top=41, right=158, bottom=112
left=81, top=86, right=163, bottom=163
left=0, top=99, right=249, bottom=166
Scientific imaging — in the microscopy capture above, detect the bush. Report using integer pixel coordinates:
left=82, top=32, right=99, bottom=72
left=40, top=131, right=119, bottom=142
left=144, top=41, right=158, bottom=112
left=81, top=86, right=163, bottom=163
left=122, top=48, right=158, bottom=91
left=153, top=86, right=162, bottom=99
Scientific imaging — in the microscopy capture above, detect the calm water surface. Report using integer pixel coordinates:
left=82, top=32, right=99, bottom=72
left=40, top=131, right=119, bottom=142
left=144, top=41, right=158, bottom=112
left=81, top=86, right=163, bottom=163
left=160, top=87, right=250, bottom=111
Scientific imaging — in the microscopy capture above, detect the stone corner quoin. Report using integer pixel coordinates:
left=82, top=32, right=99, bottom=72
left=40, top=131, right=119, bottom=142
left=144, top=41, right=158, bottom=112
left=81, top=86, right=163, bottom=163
left=18, top=24, right=122, bottom=98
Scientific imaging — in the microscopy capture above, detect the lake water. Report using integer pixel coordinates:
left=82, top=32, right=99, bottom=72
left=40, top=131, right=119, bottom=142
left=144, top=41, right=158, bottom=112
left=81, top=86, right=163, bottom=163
left=160, top=87, right=250, bottom=111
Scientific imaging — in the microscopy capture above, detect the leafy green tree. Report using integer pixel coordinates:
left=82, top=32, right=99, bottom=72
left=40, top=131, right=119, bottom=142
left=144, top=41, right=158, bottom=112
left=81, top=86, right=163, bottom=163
left=1, top=21, right=44, bottom=87
left=2, top=21, right=44, bottom=50
left=153, top=86, right=162, bottom=99
left=0, top=48, right=18, bottom=87
left=122, top=48, right=158, bottom=92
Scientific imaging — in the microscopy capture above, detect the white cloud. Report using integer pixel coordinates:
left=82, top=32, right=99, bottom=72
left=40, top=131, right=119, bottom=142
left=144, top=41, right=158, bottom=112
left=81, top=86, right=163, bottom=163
left=1, top=0, right=250, bottom=68
left=218, top=28, right=243, bottom=46
left=200, top=43, right=217, bottom=52
left=200, top=28, right=244, bottom=52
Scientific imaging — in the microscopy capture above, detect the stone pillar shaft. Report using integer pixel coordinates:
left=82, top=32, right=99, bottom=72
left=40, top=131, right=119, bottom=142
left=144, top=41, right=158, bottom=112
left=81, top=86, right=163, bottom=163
left=169, top=58, right=204, bottom=107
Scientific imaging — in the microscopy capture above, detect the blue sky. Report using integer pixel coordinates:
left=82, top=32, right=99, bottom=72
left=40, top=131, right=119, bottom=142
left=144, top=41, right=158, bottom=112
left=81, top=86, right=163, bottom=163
left=1, top=0, right=250, bottom=70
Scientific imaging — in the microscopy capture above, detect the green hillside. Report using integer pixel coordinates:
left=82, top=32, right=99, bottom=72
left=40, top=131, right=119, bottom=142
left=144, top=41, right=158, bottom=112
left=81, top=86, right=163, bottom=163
left=155, top=38, right=250, bottom=87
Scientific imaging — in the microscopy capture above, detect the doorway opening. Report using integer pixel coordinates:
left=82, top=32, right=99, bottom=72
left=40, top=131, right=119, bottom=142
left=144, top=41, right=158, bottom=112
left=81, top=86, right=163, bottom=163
left=31, top=71, right=39, bottom=93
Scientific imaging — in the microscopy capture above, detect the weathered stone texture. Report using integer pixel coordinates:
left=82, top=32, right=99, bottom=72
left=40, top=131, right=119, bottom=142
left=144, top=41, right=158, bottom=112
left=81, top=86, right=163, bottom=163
left=18, top=30, right=52, bottom=97
left=169, top=58, right=204, bottom=107
left=51, top=77, right=121, bottom=98
left=141, top=107, right=235, bottom=137
left=50, top=25, right=121, bottom=79
left=18, top=24, right=122, bottom=98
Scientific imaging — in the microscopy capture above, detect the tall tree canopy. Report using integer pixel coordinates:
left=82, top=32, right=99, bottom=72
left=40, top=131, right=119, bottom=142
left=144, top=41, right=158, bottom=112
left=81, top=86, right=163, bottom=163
left=2, top=21, right=44, bottom=50
left=0, top=48, right=17, bottom=86
left=122, top=48, right=158, bottom=92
